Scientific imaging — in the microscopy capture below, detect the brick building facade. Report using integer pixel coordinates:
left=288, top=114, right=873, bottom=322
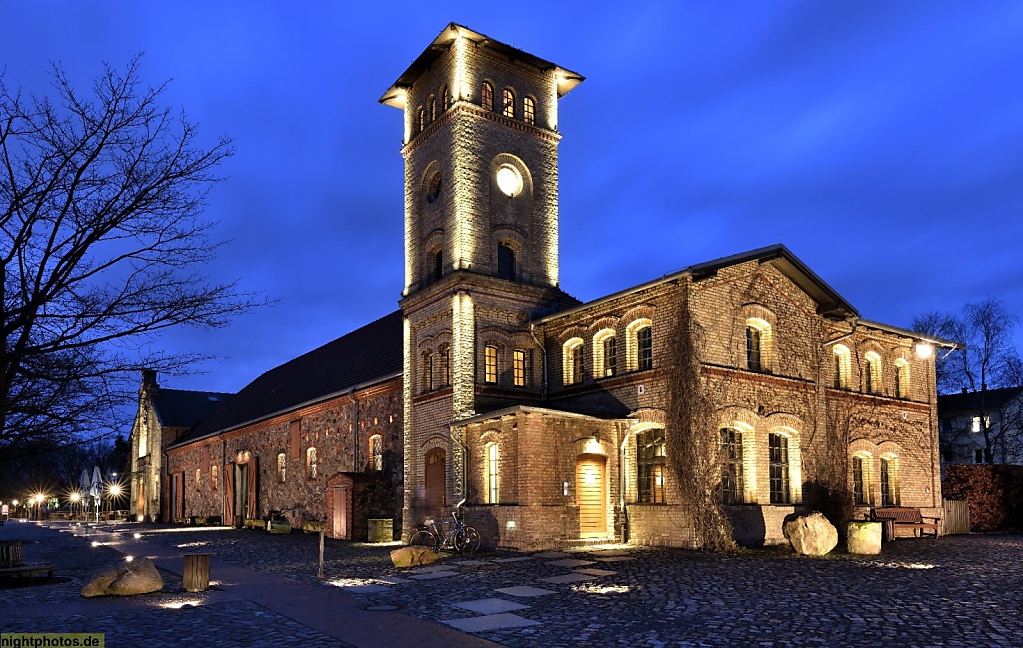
left=144, top=23, right=955, bottom=550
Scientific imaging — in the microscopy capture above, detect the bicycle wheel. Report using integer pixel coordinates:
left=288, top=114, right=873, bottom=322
left=409, top=529, right=438, bottom=550
left=454, top=526, right=481, bottom=554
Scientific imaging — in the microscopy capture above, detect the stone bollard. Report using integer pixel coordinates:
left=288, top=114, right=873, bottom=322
left=847, top=521, right=882, bottom=555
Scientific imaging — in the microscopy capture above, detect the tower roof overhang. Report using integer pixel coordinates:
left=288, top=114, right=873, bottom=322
left=379, top=22, right=584, bottom=109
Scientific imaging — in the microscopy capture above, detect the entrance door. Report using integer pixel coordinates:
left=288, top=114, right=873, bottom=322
left=424, top=448, right=446, bottom=515
left=576, top=456, right=607, bottom=538
left=233, top=463, right=248, bottom=528
left=331, top=484, right=349, bottom=539
left=137, top=480, right=146, bottom=522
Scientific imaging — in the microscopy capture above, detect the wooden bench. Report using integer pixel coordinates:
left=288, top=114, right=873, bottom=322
left=870, top=507, right=939, bottom=540
left=0, top=541, right=53, bottom=585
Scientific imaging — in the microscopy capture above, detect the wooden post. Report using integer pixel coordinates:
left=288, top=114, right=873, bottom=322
left=318, top=530, right=325, bottom=579
left=183, top=554, right=210, bottom=592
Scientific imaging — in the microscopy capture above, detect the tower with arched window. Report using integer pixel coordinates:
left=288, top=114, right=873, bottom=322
left=381, top=24, right=584, bottom=537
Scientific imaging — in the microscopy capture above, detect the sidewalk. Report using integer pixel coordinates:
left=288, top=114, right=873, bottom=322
left=2, top=521, right=498, bottom=648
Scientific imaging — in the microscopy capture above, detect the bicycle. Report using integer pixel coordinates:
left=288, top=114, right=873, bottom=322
left=408, top=500, right=481, bottom=554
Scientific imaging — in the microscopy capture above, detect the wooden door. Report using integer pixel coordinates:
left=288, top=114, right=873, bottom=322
left=576, top=456, right=607, bottom=538
left=424, top=448, right=446, bottom=514
left=332, top=484, right=350, bottom=540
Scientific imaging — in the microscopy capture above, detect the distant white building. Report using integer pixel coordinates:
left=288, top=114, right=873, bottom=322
left=939, top=386, right=1023, bottom=467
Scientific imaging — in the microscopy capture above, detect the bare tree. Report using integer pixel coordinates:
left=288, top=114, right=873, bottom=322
left=0, top=57, right=257, bottom=454
left=914, top=297, right=1023, bottom=464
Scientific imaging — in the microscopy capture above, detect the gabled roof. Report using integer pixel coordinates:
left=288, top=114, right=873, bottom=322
left=152, top=389, right=233, bottom=429
left=172, top=310, right=403, bottom=447
left=380, top=23, right=584, bottom=109
left=938, top=386, right=1023, bottom=414
left=535, top=243, right=858, bottom=324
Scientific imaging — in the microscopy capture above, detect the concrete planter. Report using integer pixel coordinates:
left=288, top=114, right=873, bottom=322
left=847, top=521, right=882, bottom=555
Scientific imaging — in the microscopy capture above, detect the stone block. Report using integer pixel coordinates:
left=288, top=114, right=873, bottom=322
left=847, top=521, right=882, bottom=555
left=783, top=512, right=838, bottom=556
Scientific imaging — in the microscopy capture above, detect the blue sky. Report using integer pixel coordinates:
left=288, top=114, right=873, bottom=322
left=7, top=2, right=1023, bottom=398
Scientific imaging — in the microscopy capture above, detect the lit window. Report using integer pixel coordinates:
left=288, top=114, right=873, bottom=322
left=971, top=416, right=989, bottom=433
left=523, top=96, right=535, bottom=125
left=211, top=465, right=218, bottom=491
left=417, top=107, right=425, bottom=133
left=852, top=454, right=872, bottom=506
left=485, top=442, right=499, bottom=504
left=636, top=428, right=666, bottom=503
left=481, top=82, right=494, bottom=111
left=485, top=345, right=498, bottom=384
left=745, top=318, right=771, bottom=372
left=441, top=85, right=451, bottom=111
left=833, top=345, right=851, bottom=389
left=637, top=326, right=653, bottom=371
left=307, top=447, right=318, bottom=480
left=439, top=345, right=450, bottom=387
left=593, top=330, right=616, bottom=378
left=513, top=349, right=526, bottom=387
left=277, top=453, right=286, bottom=483
left=563, top=338, right=584, bottom=385
left=428, top=96, right=436, bottom=122
left=195, top=468, right=201, bottom=488
left=721, top=428, right=744, bottom=504
left=864, top=351, right=881, bottom=394
left=880, top=455, right=898, bottom=506
left=369, top=435, right=383, bottom=471
left=422, top=351, right=434, bottom=393
left=497, top=244, right=515, bottom=280
left=502, top=88, right=514, bottom=118
left=769, top=433, right=791, bottom=504
left=894, top=359, right=910, bottom=398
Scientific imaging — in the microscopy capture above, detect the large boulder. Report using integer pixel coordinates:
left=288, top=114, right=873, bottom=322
left=390, top=546, right=439, bottom=568
left=847, top=521, right=882, bottom=555
left=783, top=512, right=838, bottom=556
left=82, top=558, right=164, bottom=597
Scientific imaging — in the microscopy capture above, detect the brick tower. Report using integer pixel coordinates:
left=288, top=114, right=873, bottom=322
left=380, top=24, right=583, bottom=535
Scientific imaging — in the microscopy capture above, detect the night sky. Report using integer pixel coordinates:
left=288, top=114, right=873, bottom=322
left=7, top=2, right=1023, bottom=400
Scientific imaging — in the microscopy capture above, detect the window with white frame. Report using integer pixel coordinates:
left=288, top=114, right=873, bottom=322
left=485, top=442, right=499, bottom=504
left=513, top=349, right=526, bottom=387
left=484, top=345, right=498, bottom=384
left=833, top=344, right=852, bottom=389
left=593, top=329, right=616, bottom=378
left=894, top=359, right=910, bottom=398
left=563, top=338, right=584, bottom=385
left=864, top=351, right=882, bottom=394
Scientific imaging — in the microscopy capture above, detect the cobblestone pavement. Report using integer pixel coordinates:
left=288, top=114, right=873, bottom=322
left=4, top=520, right=1023, bottom=647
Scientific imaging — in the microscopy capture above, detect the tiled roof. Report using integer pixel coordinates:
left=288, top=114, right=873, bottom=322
left=152, top=389, right=234, bottom=429
left=938, top=386, right=1023, bottom=414
left=172, top=310, right=403, bottom=446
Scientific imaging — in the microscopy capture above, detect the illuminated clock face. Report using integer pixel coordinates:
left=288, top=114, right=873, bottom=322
left=496, top=165, right=522, bottom=197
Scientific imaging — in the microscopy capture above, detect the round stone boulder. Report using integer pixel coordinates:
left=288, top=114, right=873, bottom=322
left=389, top=546, right=439, bottom=568
left=82, top=557, right=164, bottom=597
left=847, top=521, right=882, bottom=555
left=783, top=512, right=838, bottom=556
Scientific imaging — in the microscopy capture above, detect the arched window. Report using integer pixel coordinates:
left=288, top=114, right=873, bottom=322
left=864, top=351, right=881, bottom=394
left=745, top=318, right=772, bottom=372
left=626, top=319, right=653, bottom=372
left=769, top=432, right=791, bottom=504
left=523, top=96, right=535, bottom=125
left=195, top=468, right=201, bottom=488
left=880, top=454, right=899, bottom=506
left=306, top=447, right=318, bottom=480
left=563, top=338, right=584, bottom=385
left=852, top=452, right=872, bottom=505
left=211, top=464, right=218, bottom=491
left=422, top=351, right=434, bottom=392
left=502, top=88, right=515, bottom=117
left=513, top=349, right=526, bottom=387
left=894, top=359, right=910, bottom=399
left=720, top=428, right=745, bottom=504
left=497, top=244, right=515, bottom=280
left=369, top=435, right=383, bottom=471
left=428, top=96, right=436, bottom=122
left=417, top=107, right=425, bottom=133
left=439, top=344, right=450, bottom=387
left=485, top=442, right=499, bottom=504
left=593, top=329, right=616, bottom=378
left=833, top=344, right=851, bottom=389
left=432, top=249, right=443, bottom=283
left=484, top=345, right=498, bottom=384
left=636, top=427, right=666, bottom=503
left=441, top=85, right=451, bottom=111
left=481, top=82, right=494, bottom=111
left=277, top=453, right=286, bottom=483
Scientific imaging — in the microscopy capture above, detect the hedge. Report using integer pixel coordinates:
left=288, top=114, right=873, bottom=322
left=942, top=464, right=1023, bottom=532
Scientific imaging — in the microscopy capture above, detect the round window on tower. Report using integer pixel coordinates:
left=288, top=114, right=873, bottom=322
left=426, top=172, right=442, bottom=203
left=496, top=165, right=522, bottom=197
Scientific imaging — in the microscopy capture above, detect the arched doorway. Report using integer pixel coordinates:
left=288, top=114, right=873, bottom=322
left=424, top=448, right=446, bottom=515
left=576, top=454, right=607, bottom=538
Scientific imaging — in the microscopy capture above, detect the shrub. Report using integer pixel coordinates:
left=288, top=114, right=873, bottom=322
left=942, top=465, right=1023, bottom=532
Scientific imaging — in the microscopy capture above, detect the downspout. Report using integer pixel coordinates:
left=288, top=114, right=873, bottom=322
left=530, top=323, right=547, bottom=401
left=822, top=317, right=859, bottom=347
left=618, top=421, right=632, bottom=542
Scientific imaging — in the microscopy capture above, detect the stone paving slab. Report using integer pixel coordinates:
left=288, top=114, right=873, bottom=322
left=531, top=551, right=570, bottom=558
left=452, top=598, right=528, bottom=614
left=492, top=556, right=533, bottom=563
left=539, top=573, right=596, bottom=584
left=546, top=558, right=595, bottom=568
left=594, top=555, right=635, bottom=562
left=573, top=567, right=617, bottom=576
left=494, top=585, right=557, bottom=597
left=441, top=613, right=541, bottom=632
left=409, top=570, right=460, bottom=580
